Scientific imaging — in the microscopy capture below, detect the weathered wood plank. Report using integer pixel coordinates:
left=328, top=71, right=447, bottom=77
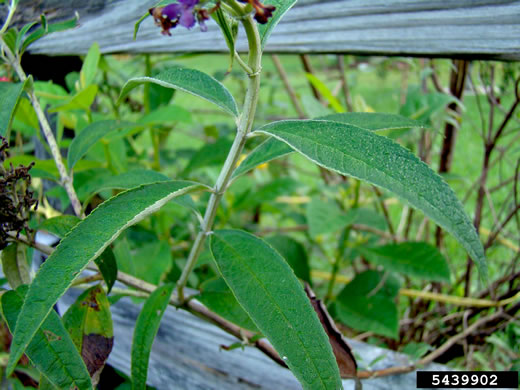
left=4, top=0, right=519, bottom=60
left=58, top=289, right=452, bottom=390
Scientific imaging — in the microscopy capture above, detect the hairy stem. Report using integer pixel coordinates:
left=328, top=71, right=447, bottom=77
left=176, top=5, right=262, bottom=303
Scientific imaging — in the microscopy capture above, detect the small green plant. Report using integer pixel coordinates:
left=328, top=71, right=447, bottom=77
left=0, top=0, right=496, bottom=389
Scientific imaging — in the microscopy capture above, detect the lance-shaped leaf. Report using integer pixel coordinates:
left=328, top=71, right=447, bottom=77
left=38, top=215, right=117, bottom=292
left=198, top=278, right=259, bottom=332
left=1, top=287, right=92, bottom=390
left=258, top=0, right=297, bottom=49
left=7, top=180, right=207, bottom=375
left=67, top=120, right=136, bottom=171
left=232, top=137, right=293, bottom=179
left=131, top=283, right=174, bottom=390
left=39, top=215, right=81, bottom=238
left=49, top=84, right=98, bottom=113
left=322, top=112, right=426, bottom=131
left=119, top=68, right=238, bottom=117
left=358, top=242, right=451, bottom=282
left=256, top=120, right=486, bottom=281
left=63, top=285, right=113, bottom=386
left=210, top=230, right=342, bottom=390
left=233, top=113, right=425, bottom=180
left=0, top=77, right=31, bottom=137
left=1, top=243, right=31, bottom=289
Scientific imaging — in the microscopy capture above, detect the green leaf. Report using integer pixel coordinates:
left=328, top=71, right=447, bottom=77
left=0, top=78, right=30, bottom=137
left=236, top=113, right=425, bottom=179
left=306, top=198, right=354, bottom=238
left=131, top=283, right=174, bottom=390
left=137, top=105, right=192, bottom=125
left=95, top=248, right=118, bottom=293
left=15, top=21, right=38, bottom=53
left=7, top=181, right=207, bottom=375
left=183, top=137, right=232, bottom=174
left=212, top=7, right=238, bottom=72
left=358, top=242, right=451, bottom=282
left=256, top=120, right=486, bottom=281
left=39, top=215, right=81, bottom=238
left=1, top=243, right=30, bottom=289
left=210, top=230, right=342, bottom=390
left=131, top=241, right=172, bottom=285
left=21, top=14, right=79, bottom=53
left=305, top=74, right=344, bottom=113
left=80, top=42, right=101, bottom=89
left=232, top=137, right=293, bottom=179
left=67, top=120, right=136, bottom=171
left=119, top=68, right=238, bottom=117
left=258, top=0, right=297, bottom=49
left=334, top=271, right=400, bottom=339
left=62, top=285, right=113, bottom=383
left=49, top=84, right=98, bottom=113
left=1, top=286, right=92, bottom=390
left=265, top=235, right=311, bottom=283
left=322, top=112, right=427, bottom=132
left=38, top=375, right=57, bottom=390
left=198, top=278, right=259, bottom=332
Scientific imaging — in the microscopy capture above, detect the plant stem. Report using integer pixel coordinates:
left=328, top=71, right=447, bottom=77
left=0, top=0, right=17, bottom=34
left=176, top=6, right=262, bottom=303
left=0, top=37, right=84, bottom=218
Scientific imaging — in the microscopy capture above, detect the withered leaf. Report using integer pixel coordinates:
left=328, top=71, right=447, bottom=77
left=305, top=283, right=357, bottom=378
left=63, top=285, right=113, bottom=386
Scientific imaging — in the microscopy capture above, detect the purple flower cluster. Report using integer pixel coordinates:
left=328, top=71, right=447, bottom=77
left=237, top=0, right=276, bottom=24
left=150, top=0, right=276, bottom=36
left=149, top=0, right=209, bottom=36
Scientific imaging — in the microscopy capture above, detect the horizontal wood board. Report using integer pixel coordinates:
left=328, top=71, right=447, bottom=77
left=57, top=288, right=452, bottom=390
left=3, top=0, right=519, bottom=60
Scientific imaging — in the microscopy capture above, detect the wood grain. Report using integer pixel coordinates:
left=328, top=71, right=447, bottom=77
left=5, top=0, right=518, bottom=60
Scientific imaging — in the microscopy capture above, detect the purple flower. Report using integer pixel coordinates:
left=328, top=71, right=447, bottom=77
left=237, top=0, right=276, bottom=24
left=150, top=0, right=208, bottom=36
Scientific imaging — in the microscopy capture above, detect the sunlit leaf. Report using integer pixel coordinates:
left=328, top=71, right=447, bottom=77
left=80, top=42, right=101, bottom=89
left=49, top=85, right=98, bottom=113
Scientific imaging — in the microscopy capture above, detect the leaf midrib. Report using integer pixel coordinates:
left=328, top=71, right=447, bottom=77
left=258, top=124, right=464, bottom=237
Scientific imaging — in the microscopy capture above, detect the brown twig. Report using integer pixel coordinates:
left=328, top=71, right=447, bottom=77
left=271, top=55, right=306, bottom=119
left=436, top=59, right=469, bottom=248
left=372, top=187, right=396, bottom=241
left=300, top=54, right=324, bottom=104
left=337, top=55, right=353, bottom=112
